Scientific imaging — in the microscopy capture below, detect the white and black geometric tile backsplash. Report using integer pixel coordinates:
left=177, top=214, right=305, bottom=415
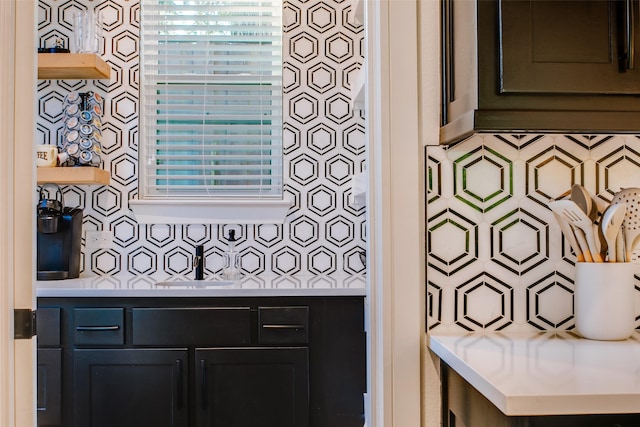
left=427, top=134, right=640, bottom=333
left=37, top=0, right=365, bottom=278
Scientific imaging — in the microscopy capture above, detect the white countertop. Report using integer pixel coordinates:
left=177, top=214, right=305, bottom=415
left=36, top=274, right=366, bottom=297
left=429, top=331, right=640, bottom=416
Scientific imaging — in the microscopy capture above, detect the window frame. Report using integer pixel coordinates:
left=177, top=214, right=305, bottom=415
left=133, top=0, right=289, bottom=224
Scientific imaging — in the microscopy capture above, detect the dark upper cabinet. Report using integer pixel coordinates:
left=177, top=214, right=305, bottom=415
left=441, top=0, right=640, bottom=144
left=500, top=1, right=640, bottom=95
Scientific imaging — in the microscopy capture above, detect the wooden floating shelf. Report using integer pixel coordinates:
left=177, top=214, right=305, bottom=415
left=37, top=53, right=111, bottom=80
left=37, top=167, right=110, bottom=186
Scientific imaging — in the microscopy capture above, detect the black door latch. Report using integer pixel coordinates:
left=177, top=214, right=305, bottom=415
left=14, top=309, right=37, bottom=339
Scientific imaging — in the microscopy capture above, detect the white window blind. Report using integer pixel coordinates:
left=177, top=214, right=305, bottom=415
left=140, top=0, right=283, bottom=199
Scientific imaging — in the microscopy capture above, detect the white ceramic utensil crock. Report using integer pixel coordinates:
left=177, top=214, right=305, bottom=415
left=575, top=262, right=637, bottom=341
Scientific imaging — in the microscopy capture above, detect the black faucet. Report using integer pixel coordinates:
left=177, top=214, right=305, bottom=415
left=194, top=245, right=204, bottom=280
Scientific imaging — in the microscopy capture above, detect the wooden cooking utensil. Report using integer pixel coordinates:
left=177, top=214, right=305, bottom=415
left=552, top=211, right=585, bottom=262
left=571, top=184, right=597, bottom=222
left=549, top=200, right=603, bottom=262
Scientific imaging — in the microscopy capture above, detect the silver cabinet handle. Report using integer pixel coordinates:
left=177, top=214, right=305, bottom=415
left=261, top=324, right=305, bottom=329
left=75, top=326, right=120, bottom=331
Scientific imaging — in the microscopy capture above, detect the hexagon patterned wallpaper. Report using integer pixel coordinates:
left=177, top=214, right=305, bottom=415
left=37, top=0, right=366, bottom=279
left=427, top=134, right=640, bottom=333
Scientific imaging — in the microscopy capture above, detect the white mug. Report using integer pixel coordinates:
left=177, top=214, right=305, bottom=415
left=36, top=144, right=58, bottom=167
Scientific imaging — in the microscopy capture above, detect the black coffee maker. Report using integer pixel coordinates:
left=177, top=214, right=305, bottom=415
left=37, top=183, right=83, bottom=280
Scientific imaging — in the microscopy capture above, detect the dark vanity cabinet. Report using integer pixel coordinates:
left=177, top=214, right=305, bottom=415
left=441, top=0, right=640, bottom=144
left=37, top=296, right=365, bottom=427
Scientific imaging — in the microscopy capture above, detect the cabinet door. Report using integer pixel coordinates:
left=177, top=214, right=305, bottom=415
left=37, top=348, right=62, bottom=426
left=500, top=0, right=640, bottom=95
left=443, top=362, right=515, bottom=427
left=195, top=347, right=309, bottom=427
left=441, top=0, right=478, bottom=129
left=37, top=307, right=62, bottom=426
left=441, top=0, right=640, bottom=143
left=74, top=349, right=188, bottom=427
left=443, top=361, right=640, bottom=426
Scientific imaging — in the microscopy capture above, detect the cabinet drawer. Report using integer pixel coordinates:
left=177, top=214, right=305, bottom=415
left=258, top=306, right=309, bottom=344
left=37, top=307, right=60, bottom=346
left=74, top=308, right=124, bottom=345
left=132, top=307, right=251, bottom=346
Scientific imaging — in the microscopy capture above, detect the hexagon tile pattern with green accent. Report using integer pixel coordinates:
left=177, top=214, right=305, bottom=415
left=453, top=146, right=513, bottom=213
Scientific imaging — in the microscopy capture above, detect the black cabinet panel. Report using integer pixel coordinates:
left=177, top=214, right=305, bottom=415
left=499, top=0, right=640, bottom=94
left=37, top=308, right=60, bottom=346
left=74, top=348, right=188, bottom=427
left=258, top=306, right=309, bottom=344
left=527, top=414, right=640, bottom=427
left=442, top=362, right=640, bottom=427
left=309, top=298, right=366, bottom=426
left=37, top=348, right=61, bottom=426
left=195, top=347, right=309, bottom=427
left=132, top=307, right=251, bottom=346
left=73, top=308, right=124, bottom=345
left=37, top=308, right=62, bottom=427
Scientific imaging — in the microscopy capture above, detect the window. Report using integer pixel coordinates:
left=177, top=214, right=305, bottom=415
left=134, top=0, right=288, bottom=223
left=140, top=0, right=282, bottom=198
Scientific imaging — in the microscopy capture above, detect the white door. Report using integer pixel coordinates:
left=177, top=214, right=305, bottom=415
left=0, top=0, right=37, bottom=426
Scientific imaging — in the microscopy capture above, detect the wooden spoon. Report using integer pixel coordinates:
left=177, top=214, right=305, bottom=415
left=572, top=184, right=604, bottom=255
left=571, top=184, right=596, bottom=221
